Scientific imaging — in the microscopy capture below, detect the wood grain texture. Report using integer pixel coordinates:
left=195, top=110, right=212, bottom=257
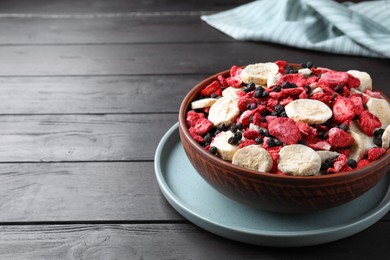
left=0, top=16, right=232, bottom=44
left=0, top=223, right=389, bottom=259
left=0, top=0, right=252, bottom=13
left=0, top=43, right=388, bottom=86
left=0, top=75, right=202, bottom=114
left=0, top=114, right=177, bottom=162
left=0, top=162, right=182, bottom=221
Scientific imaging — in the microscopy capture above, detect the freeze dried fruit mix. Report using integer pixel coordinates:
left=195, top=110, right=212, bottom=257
left=185, top=61, right=390, bottom=176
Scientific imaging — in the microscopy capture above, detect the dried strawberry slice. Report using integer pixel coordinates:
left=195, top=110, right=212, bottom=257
left=358, top=111, right=382, bottom=136
left=193, top=117, right=213, bottom=136
left=328, top=128, right=354, bottom=148
left=186, top=111, right=205, bottom=128
left=367, top=147, right=386, bottom=161
left=230, top=65, right=242, bottom=77
left=200, top=80, right=221, bottom=96
left=189, top=127, right=204, bottom=143
left=275, top=60, right=288, bottom=74
left=327, top=154, right=347, bottom=173
left=318, top=71, right=349, bottom=88
left=311, top=67, right=331, bottom=76
left=268, top=117, right=302, bottom=145
left=346, top=74, right=360, bottom=89
left=357, top=159, right=370, bottom=168
left=310, top=93, right=334, bottom=106
left=238, top=96, right=258, bottom=111
left=349, top=94, right=364, bottom=115
left=243, top=130, right=260, bottom=140
left=332, top=96, right=355, bottom=124
left=238, top=139, right=257, bottom=149
left=278, top=74, right=307, bottom=87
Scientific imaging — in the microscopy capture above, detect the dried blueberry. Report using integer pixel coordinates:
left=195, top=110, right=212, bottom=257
left=236, top=123, right=243, bottom=130
left=320, top=162, right=329, bottom=171
left=255, top=137, right=264, bottom=144
left=335, top=85, right=343, bottom=93
left=211, top=93, right=218, bottom=98
left=374, top=136, right=383, bottom=147
left=234, top=131, right=243, bottom=140
left=204, top=133, right=212, bottom=143
left=272, top=85, right=282, bottom=92
left=298, top=139, right=307, bottom=145
left=228, top=136, right=239, bottom=145
left=374, top=128, right=385, bottom=137
left=281, top=82, right=291, bottom=89
left=347, top=159, right=357, bottom=168
left=230, top=123, right=238, bottom=133
left=209, top=146, right=218, bottom=155
left=303, top=85, right=311, bottom=93
left=274, top=139, right=283, bottom=146
left=274, top=104, right=284, bottom=114
left=267, top=138, right=277, bottom=147
left=254, top=88, right=263, bottom=98
left=279, top=111, right=287, bottom=117
left=306, top=61, right=313, bottom=69
left=340, top=124, right=349, bottom=131
left=261, top=91, right=269, bottom=98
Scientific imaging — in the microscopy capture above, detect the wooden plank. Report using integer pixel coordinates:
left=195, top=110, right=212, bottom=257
left=0, top=223, right=389, bottom=259
left=0, top=160, right=387, bottom=222
left=0, top=162, right=183, bottom=221
left=0, top=16, right=233, bottom=45
left=0, top=43, right=388, bottom=87
left=0, top=75, right=202, bottom=114
left=0, top=114, right=177, bottom=162
left=0, top=0, right=251, bottom=13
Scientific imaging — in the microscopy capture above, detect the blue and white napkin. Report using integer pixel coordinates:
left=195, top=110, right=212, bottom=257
left=201, top=0, right=390, bottom=58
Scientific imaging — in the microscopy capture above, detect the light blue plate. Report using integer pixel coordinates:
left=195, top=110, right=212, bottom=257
left=154, top=123, right=390, bottom=247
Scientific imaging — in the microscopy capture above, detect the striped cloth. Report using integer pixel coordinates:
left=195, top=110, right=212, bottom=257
left=201, top=0, right=390, bottom=58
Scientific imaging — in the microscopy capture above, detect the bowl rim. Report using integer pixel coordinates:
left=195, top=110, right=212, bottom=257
left=178, top=66, right=390, bottom=182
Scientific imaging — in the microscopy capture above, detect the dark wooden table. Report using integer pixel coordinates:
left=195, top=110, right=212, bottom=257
left=0, top=0, right=389, bottom=259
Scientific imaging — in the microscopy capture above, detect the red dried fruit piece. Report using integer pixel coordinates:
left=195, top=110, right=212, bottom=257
left=308, top=141, right=331, bottom=151
left=226, top=77, right=242, bottom=88
left=364, top=89, right=383, bottom=99
left=328, top=128, right=354, bottom=148
left=266, top=98, right=279, bottom=111
left=238, top=96, right=258, bottom=111
left=327, top=154, right=347, bottom=174
left=193, top=117, right=213, bottom=136
left=252, top=113, right=262, bottom=126
left=358, top=111, right=381, bottom=136
left=282, top=87, right=304, bottom=97
left=268, top=117, right=302, bottom=145
left=238, top=139, right=257, bottom=149
left=346, top=74, right=360, bottom=89
left=349, top=94, right=364, bottom=115
left=200, top=80, right=221, bottom=96
left=278, top=74, right=308, bottom=87
left=279, top=97, right=294, bottom=106
left=332, top=96, right=355, bottom=124
left=318, top=71, right=349, bottom=88
left=340, top=164, right=353, bottom=173
left=186, top=111, right=205, bottom=128
left=211, top=88, right=222, bottom=97
left=243, top=130, right=260, bottom=140
left=367, top=147, right=386, bottom=161
left=189, top=127, right=204, bottom=143
left=217, top=75, right=229, bottom=87
left=296, top=122, right=316, bottom=136
left=275, top=60, right=288, bottom=74
left=306, top=76, right=318, bottom=85
left=266, top=146, right=282, bottom=173
left=237, top=108, right=262, bottom=126
left=230, top=65, right=242, bottom=77
left=298, top=90, right=307, bottom=99
left=311, top=67, right=331, bottom=76
left=310, top=92, right=334, bottom=106
left=357, top=159, right=370, bottom=168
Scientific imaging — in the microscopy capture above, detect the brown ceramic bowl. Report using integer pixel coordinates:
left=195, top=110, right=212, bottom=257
left=178, top=67, right=390, bottom=213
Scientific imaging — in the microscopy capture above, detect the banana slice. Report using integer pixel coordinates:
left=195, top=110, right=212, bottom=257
left=267, top=73, right=282, bottom=88
left=348, top=131, right=366, bottom=162
left=222, top=87, right=243, bottom=101
left=347, top=70, right=372, bottom=92
left=232, top=145, right=273, bottom=172
left=382, top=125, right=390, bottom=149
left=285, top=99, right=332, bottom=124
left=349, top=121, right=376, bottom=151
left=240, top=62, right=279, bottom=85
left=310, top=87, right=323, bottom=94
left=208, top=96, right=240, bottom=127
left=211, top=131, right=240, bottom=161
left=366, top=97, right=390, bottom=128
left=191, top=98, right=217, bottom=110
left=298, top=68, right=312, bottom=76
left=278, top=144, right=322, bottom=176
left=316, top=151, right=340, bottom=163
